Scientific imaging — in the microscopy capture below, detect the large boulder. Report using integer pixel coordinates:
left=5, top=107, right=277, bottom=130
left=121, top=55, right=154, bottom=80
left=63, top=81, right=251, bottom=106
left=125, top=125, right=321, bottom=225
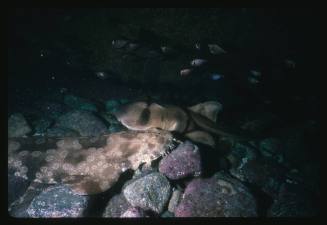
left=175, top=172, right=258, bottom=217
left=55, top=110, right=107, bottom=136
left=8, top=113, right=32, bottom=138
left=123, top=172, right=172, bottom=214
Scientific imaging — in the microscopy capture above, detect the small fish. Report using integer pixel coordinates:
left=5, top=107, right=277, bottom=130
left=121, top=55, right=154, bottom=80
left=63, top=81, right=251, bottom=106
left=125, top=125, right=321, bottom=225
left=211, top=74, right=224, bottom=80
left=284, top=59, right=296, bottom=69
left=111, top=39, right=129, bottom=49
left=208, top=44, right=226, bottom=55
left=250, top=70, right=261, bottom=77
left=95, top=72, right=108, bottom=80
left=194, top=43, right=201, bottom=50
left=180, top=68, right=193, bottom=76
left=125, top=43, right=140, bottom=51
left=190, top=59, right=208, bottom=67
left=248, top=76, right=260, bottom=84
left=160, top=46, right=174, bottom=54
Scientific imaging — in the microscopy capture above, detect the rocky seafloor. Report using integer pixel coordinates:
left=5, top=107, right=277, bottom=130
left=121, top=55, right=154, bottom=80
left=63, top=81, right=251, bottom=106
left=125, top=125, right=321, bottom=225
left=7, top=91, right=320, bottom=217
left=8, top=9, right=319, bottom=218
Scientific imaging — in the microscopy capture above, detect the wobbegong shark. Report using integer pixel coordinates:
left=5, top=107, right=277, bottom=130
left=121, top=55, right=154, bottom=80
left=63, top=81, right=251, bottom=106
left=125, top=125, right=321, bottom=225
left=8, top=129, right=177, bottom=195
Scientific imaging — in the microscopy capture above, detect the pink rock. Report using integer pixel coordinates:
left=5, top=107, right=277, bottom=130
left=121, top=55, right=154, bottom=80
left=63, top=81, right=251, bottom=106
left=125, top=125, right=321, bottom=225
left=159, top=141, right=202, bottom=180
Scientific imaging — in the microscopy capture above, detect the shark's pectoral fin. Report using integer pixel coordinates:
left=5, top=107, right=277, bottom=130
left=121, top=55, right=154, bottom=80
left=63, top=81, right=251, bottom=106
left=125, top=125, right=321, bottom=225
left=185, top=130, right=216, bottom=148
left=188, top=101, right=223, bottom=123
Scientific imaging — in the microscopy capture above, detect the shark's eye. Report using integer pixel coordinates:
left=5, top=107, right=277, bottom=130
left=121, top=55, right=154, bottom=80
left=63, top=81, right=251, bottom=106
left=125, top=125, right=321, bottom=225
left=138, top=108, right=151, bottom=125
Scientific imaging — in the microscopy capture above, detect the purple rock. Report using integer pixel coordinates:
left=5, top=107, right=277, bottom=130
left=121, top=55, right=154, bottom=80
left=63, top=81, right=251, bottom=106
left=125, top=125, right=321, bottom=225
left=175, top=172, right=258, bottom=217
left=159, top=141, right=202, bottom=180
left=120, top=207, right=147, bottom=217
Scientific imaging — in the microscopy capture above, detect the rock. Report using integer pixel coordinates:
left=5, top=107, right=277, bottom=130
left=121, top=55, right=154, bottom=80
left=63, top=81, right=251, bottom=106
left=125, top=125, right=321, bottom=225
left=26, top=185, right=89, bottom=218
left=8, top=183, right=50, bottom=218
left=120, top=207, right=147, bottom=217
left=8, top=113, right=32, bottom=137
left=8, top=169, right=31, bottom=207
left=32, top=118, right=52, bottom=136
left=103, top=194, right=132, bottom=217
left=229, top=157, right=286, bottom=199
left=64, top=95, right=97, bottom=112
left=123, top=172, right=172, bottom=214
left=105, top=100, right=121, bottom=113
left=46, top=127, right=80, bottom=137
left=161, top=210, right=175, bottom=217
left=159, top=141, right=202, bottom=180
left=259, top=138, right=284, bottom=163
left=227, top=142, right=258, bottom=168
left=267, top=183, right=319, bottom=217
left=55, top=110, right=107, bottom=136
left=175, top=172, right=258, bottom=217
left=168, top=189, right=182, bottom=213
left=38, top=102, right=68, bottom=120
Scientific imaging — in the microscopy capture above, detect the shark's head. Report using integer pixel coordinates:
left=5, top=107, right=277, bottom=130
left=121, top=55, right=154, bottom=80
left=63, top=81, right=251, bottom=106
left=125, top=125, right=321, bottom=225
left=113, top=102, right=154, bottom=131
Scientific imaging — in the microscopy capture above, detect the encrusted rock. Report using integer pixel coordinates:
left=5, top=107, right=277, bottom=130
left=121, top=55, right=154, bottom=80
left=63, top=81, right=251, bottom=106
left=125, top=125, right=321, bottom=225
left=123, top=172, right=172, bottom=214
left=230, top=157, right=286, bottom=198
left=159, top=141, right=202, bottom=180
left=168, top=189, right=182, bottom=213
left=55, top=110, right=107, bottom=136
left=8, top=113, right=32, bottom=138
left=103, top=194, right=132, bottom=218
left=267, top=183, right=319, bottom=217
left=64, top=94, right=97, bottom=112
left=175, top=172, right=258, bottom=217
left=26, top=185, right=89, bottom=218
left=120, top=207, right=147, bottom=217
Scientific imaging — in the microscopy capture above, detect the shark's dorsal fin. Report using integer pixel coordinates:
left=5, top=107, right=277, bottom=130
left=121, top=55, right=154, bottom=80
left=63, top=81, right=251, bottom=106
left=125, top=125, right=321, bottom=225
left=188, top=101, right=223, bottom=123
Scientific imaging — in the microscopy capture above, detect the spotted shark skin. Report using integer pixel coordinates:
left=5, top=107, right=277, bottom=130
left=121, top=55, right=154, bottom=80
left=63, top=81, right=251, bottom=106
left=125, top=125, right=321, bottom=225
left=8, top=129, right=176, bottom=195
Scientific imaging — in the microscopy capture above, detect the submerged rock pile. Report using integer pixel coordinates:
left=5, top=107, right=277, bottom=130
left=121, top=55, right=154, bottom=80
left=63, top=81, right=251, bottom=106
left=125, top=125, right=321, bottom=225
left=7, top=97, right=319, bottom=218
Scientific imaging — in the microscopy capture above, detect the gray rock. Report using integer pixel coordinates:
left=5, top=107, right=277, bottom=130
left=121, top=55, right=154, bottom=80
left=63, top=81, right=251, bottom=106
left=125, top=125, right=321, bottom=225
left=32, top=118, right=52, bottom=135
left=105, top=100, right=121, bottom=113
left=26, top=184, right=89, bottom=218
left=123, top=172, right=172, bottom=214
left=175, top=172, right=258, bottom=217
left=168, top=189, right=182, bottom=213
left=267, top=183, right=319, bottom=217
left=46, top=127, right=80, bottom=137
left=8, top=113, right=32, bottom=137
left=55, top=110, right=107, bottom=136
left=161, top=210, right=175, bottom=218
left=38, top=102, right=69, bottom=120
left=8, top=183, right=50, bottom=218
left=159, top=141, right=202, bottom=180
left=259, top=138, right=284, bottom=163
left=120, top=207, right=147, bottom=217
left=230, top=157, right=286, bottom=199
left=64, top=95, right=97, bottom=112
left=8, top=169, right=31, bottom=207
left=103, top=194, right=131, bottom=218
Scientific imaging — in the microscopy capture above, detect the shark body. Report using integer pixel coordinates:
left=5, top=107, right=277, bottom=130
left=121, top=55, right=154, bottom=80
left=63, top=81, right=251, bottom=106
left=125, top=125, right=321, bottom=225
left=112, top=101, right=243, bottom=148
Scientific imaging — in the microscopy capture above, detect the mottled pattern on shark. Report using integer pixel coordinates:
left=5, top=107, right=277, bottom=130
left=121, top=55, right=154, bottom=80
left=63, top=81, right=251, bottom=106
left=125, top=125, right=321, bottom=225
left=8, top=129, right=176, bottom=195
